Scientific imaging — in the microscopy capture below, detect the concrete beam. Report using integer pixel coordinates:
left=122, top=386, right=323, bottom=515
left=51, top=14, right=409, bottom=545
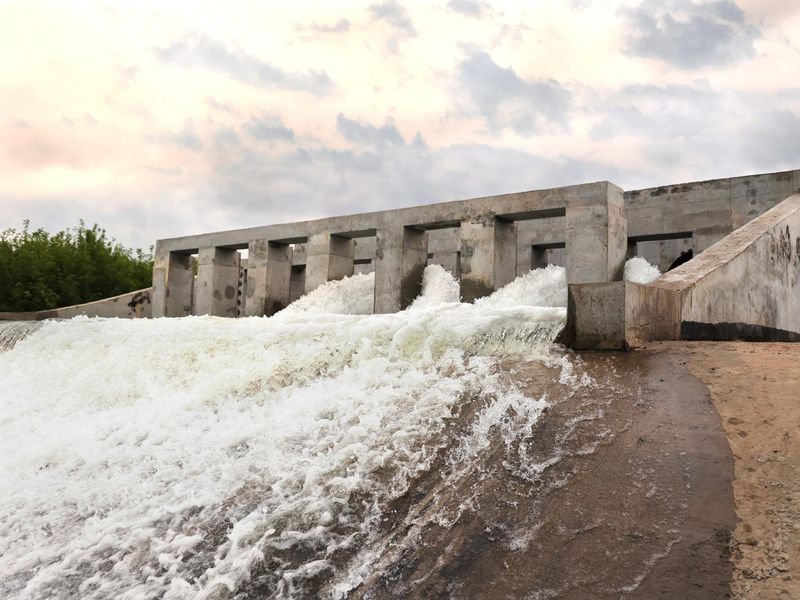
left=152, top=249, right=193, bottom=318
left=195, top=247, right=240, bottom=317
left=459, top=215, right=517, bottom=302
left=244, top=240, right=292, bottom=317
left=565, top=183, right=627, bottom=284
left=305, top=233, right=354, bottom=293
left=374, top=226, right=428, bottom=313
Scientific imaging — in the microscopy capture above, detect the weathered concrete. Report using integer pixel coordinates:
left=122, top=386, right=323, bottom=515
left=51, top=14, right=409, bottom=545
left=195, top=247, right=240, bottom=317
left=559, top=282, right=680, bottom=350
left=460, top=216, right=516, bottom=303
left=429, top=251, right=460, bottom=277
left=624, top=169, right=800, bottom=245
left=245, top=240, right=292, bottom=316
left=152, top=251, right=193, bottom=318
left=0, top=288, right=153, bottom=321
left=565, top=182, right=627, bottom=284
left=149, top=169, right=800, bottom=348
left=153, top=180, right=621, bottom=316
left=374, top=227, right=429, bottom=313
left=289, top=266, right=306, bottom=302
left=305, top=233, right=355, bottom=293
left=653, top=193, right=800, bottom=339
left=571, top=193, right=800, bottom=349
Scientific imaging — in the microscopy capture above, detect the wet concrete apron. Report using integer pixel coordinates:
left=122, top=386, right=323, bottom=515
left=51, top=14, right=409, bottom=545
left=346, top=349, right=736, bottom=599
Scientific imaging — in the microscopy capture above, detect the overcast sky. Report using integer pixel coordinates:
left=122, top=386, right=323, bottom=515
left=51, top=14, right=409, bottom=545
left=1, top=0, right=799, bottom=249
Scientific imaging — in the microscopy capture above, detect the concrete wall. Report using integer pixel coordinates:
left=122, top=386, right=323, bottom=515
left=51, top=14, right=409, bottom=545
left=652, top=193, right=800, bottom=340
left=0, top=289, right=153, bottom=321
left=153, top=180, right=626, bottom=317
left=516, top=168, right=800, bottom=273
left=558, top=282, right=680, bottom=350
left=625, top=169, right=800, bottom=251
left=567, top=192, right=800, bottom=349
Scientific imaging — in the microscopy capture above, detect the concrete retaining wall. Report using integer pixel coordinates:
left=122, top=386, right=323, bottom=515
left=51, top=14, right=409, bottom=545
left=653, top=193, right=800, bottom=341
left=0, top=289, right=153, bottom=321
left=569, top=193, right=800, bottom=349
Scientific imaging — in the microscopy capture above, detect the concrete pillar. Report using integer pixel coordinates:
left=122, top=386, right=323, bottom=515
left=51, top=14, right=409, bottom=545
left=152, top=248, right=193, bottom=318
left=244, top=240, right=292, bottom=316
left=374, top=226, right=428, bottom=313
left=460, top=215, right=517, bottom=303
left=195, top=247, right=240, bottom=317
left=565, top=183, right=627, bottom=284
left=305, top=233, right=354, bottom=293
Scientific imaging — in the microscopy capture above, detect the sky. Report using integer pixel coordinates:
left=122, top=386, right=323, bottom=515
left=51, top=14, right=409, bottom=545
left=1, top=0, right=799, bottom=250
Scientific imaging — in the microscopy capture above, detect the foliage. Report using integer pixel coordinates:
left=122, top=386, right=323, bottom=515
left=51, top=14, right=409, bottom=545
left=0, top=221, right=153, bottom=312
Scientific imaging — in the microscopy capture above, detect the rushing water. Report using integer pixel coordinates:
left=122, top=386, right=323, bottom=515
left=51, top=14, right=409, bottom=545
left=0, top=265, right=573, bottom=599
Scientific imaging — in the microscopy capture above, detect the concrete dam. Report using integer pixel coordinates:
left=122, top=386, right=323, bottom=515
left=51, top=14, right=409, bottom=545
left=147, top=168, right=800, bottom=348
left=1, top=168, right=799, bottom=599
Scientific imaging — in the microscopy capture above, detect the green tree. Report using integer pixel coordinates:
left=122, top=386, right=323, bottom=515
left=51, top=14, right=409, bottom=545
left=0, top=221, right=153, bottom=312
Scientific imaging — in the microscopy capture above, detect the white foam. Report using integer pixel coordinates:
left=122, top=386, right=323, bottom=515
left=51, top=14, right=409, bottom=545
left=476, top=265, right=567, bottom=309
left=0, top=265, right=567, bottom=599
left=624, top=257, right=661, bottom=285
left=408, top=264, right=460, bottom=309
left=278, top=271, right=375, bottom=315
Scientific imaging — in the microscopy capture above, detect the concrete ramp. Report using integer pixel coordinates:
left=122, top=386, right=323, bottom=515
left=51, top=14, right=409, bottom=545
left=651, top=193, right=800, bottom=341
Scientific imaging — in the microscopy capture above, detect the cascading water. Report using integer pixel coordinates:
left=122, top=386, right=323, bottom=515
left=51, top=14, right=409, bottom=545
left=0, top=264, right=571, bottom=599
left=0, top=321, right=43, bottom=351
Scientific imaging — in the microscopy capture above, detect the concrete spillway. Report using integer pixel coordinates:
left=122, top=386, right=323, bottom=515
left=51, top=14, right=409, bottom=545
left=5, top=265, right=789, bottom=598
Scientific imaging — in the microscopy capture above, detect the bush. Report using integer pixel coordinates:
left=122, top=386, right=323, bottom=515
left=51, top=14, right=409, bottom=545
left=0, top=221, right=153, bottom=312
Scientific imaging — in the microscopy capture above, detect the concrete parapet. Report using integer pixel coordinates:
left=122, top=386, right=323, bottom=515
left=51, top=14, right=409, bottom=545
left=0, top=288, right=153, bottom=321
left=195, top=247, right=240, bottom=317
left=305, top=233, right=355, bottom=293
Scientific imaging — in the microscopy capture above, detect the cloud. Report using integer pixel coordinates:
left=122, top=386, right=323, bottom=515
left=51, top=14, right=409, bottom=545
left=447, top=0, right=490, bottom=18
left=624, top=0, right=760, bottom=69
left=589, top=82, right=800, bottom=177
left=369, top=0, right=415, bottom=34
left=369, top=0, right=416, bottom=51
left=458, top=50, right=571, bottom=134
left=148, top=122, right=203, bottom=151
left=336, top=114, right=404, bottom=146
left=298, top=18, right=351, bottom=33
left=245, top=115, right=295, bottom=141
left=155, top=34, right=333, bottom=94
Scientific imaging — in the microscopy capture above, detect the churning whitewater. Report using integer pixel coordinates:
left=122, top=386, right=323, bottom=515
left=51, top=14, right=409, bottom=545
left=0, top=265, right=577, bottom=599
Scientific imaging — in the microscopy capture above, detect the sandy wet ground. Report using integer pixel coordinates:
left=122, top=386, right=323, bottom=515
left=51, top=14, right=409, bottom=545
left=665, top=342, right=800, bottom=599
